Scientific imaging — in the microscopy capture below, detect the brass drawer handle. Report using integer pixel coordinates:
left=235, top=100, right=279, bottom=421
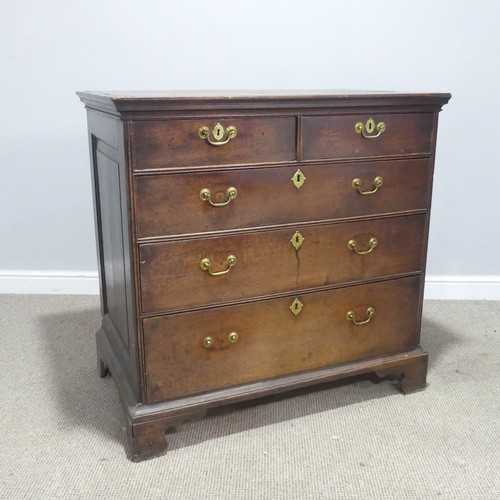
left=348, top=237, right=378, bottom=255
left=352, top=176, right=383, bottom=195
left=200, top=187, right=237, bottom=207
left=200, top=255, right=237, bottom=276
left=202, top=332, right=239, bottom=348
left=355, top=117, right=386, bottom=139
left=346, top=307, right=376, bottom=325
left=198, top=123, right=238, bottom=146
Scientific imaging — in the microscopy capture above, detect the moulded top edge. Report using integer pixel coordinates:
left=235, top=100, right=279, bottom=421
left=76, top=90, right=451, bottom=114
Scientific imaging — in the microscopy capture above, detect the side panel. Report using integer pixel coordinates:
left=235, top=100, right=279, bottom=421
left=87, top=110, right=139, bottom=400
left=95, top=147, right=131, bottom=345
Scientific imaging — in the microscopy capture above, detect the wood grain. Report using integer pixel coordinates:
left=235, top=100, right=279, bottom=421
left=143, top=276, right=421, bottom=402
left=135, top=159, right=431, bottom=238
left=302, top=113, right=434, bottom=160
left=139, top=214, right=426, bottom=314
left=133, top=116, right=296, bottom=170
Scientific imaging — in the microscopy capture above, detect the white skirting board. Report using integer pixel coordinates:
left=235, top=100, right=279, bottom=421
left=0, top=271, right=499, bottom=300
left=0, top=271, right=100, bottom=295
left=423, top=275, right=500, bottom=300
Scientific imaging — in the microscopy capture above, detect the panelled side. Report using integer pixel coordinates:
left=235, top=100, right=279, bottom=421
left=87, top=109, right=140, bottom=401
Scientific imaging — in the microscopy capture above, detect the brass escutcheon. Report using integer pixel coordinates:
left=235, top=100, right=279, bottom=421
left=291, top=169, right=306, bottom=189
left=290, top=231, right=304, bottom=250
left=290, top=298, right=303, bottom=316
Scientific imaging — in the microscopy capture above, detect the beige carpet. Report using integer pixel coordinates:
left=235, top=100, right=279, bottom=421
left=0, top=295, right=499, bottom=499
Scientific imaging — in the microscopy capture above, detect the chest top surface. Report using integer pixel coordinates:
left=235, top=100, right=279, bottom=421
left=77, top=90, right=451, bottom=116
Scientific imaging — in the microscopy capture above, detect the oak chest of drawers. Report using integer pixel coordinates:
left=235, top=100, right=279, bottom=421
left=78, top=90, right=450, bottom=460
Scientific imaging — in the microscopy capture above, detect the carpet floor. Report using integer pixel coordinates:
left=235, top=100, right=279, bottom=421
left=0, top=295, right=499, bottom=499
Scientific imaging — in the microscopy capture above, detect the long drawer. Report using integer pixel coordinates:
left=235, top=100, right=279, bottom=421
left=135, top=159, right=430, bottom=238
left=302, top=113, right=434, bottom=160
left=139, top=214, right=425, bottom=314
left=132, top=116, right=296, bottom=170
left=143, top=276, right=421, bottom=402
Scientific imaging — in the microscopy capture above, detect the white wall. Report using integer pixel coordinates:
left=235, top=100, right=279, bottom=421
left=1, top=0, right=499, bottom=297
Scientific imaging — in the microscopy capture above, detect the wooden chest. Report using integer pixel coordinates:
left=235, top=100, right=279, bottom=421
left=77, top=90, right=450, bottom=460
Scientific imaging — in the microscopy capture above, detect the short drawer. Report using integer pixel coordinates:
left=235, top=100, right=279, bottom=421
left=143, top=276, right=421, bottom=402
left=302, top=113, right=434, bottom=160
left=135, top=159, right=430, bottom=238
left=132, top=116, right=296, bottom=170
left=139, top=214, right=425, bottom=314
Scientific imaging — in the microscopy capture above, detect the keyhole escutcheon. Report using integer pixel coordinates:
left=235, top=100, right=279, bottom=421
left=290, top=231, right=304, bottom=250
left=290, top=298, right=304, bottom=316
left=292, top=169, right=306, bottom=189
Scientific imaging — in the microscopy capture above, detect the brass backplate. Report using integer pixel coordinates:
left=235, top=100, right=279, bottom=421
left=290, top=298, right=303, bottom=316
left=290, top=231, right=304, bottom=250
left=291, top=169, right=306, bottom=189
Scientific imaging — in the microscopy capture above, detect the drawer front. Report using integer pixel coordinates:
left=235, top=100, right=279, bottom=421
left=132, top=117, right=296, bottom=170
left=139, top=214, right=425, bottom=314
left=136, top=159, right=430, bottom=238
left=302, top=113, right=434, bottom=160
left=143, top=276, right=421, bottom=402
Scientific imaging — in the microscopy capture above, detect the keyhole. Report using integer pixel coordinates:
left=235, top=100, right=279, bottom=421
left=290, top=298, right=303, bottom=315
left=295, top=236, right=300, bottom=243
left=366, top=118, right=375, bottom=134
left=213, top=123, right=224, bottom=140
left=292, top=169, right=306, bottom=189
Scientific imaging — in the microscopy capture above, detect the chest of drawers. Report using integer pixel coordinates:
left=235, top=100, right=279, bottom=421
left=78, top=90, right=450, bottom=461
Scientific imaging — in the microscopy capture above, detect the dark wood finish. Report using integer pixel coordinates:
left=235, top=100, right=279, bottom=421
left=375, top=350, right=428, bottom=394
left=86, top=110, right=140, bottom=399
left=132, top=117, right=296, bottom=170
left=135, top=159, right=431, bottom=238
left=302, top=113, right=434, bottom=160
left=126, top=348, right=428, bottom=459
left=139, top=214, right=425, bottom=314
left=78, top=90, right=450, bottom=461
left=77, top=90, right=451, bottom=118
left=143, top=276, right=421, bottom=403
left=127, top=410, right=207, bottom=461
left=399, top=353, right=428, bottom=393
left=95, top=148, right=131, bottom=344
